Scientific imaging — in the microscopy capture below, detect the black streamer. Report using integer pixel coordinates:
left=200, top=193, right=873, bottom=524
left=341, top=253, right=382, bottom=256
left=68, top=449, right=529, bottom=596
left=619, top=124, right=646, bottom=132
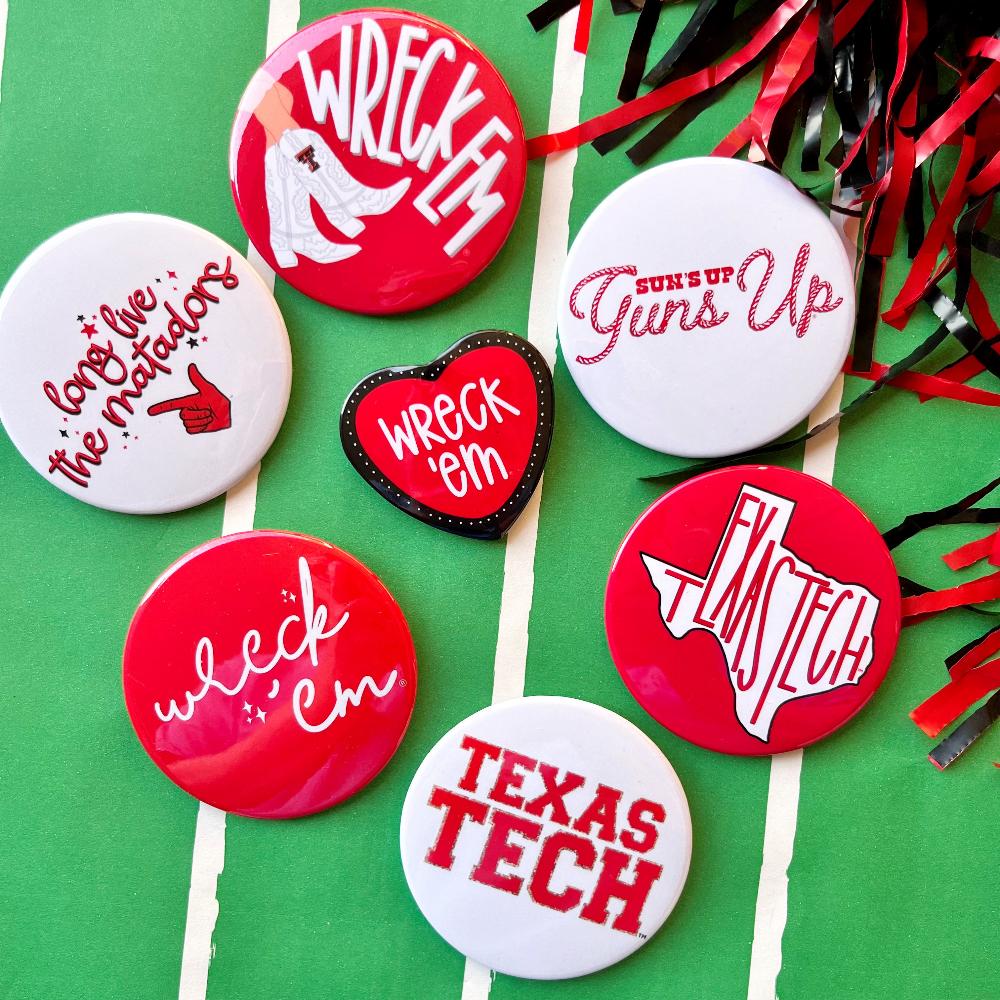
left=882, top=474, right=1000, bottom=550
left=641, top=0, right=722, bottom=89
left=834, top=34, right=880, bottom=193
left=618, top=0, right=663, bottom=101
left=926, top=284, right=1000, bottom=381
left=853, top=250, right=885, bottom=373
left=953, top=190, right=992, bottom=312
left=928, top=691, right=1000, bottom=769
left=894, top=516, right=1000, bottom=608
left=626, top=57, right=760, bottom=164
left=893, top=6, right=958, bottom=128
left=767, top=95, right=802, bottom=170
left=945, top=623, right=1000, bottom=673
left=528, top=0, right=580, bottom=32
left=800, top=0, right=834, bottom=172
left=972, top=231, right=1000, bottom=257
left=641, top=320, right=957, bottom=486
left=624, top=0, right=812, bottom=164
left=932, top=331, right=1000, bottom=381
left=593, top=0, right=758, bottom=155
left=904, top=162, right=925, bottom=259
left=642, top=275, right=1000, bottom=488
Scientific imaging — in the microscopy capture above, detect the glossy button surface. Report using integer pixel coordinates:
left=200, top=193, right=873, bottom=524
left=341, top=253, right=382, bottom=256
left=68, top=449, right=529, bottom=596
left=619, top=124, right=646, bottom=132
left=399, top=696, right=692, bottom=979
left=230, top=9, right=526, bottom=313
left=123, top=530, right=417, bottom=818
left=558, top=158, right=856, bottom=457
left=341, top=331, right=553, bottom=539
left=0, top=214, right=291, bottom=514
left=606, top=466, right=901, bottom=755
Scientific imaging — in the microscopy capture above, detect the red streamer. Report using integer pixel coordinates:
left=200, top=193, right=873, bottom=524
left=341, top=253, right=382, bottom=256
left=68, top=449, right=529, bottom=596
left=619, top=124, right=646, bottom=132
left=968, top=149, right=1000, bottom=198
left=928, top=279, right=1000, bottom=389
left=950, top=627, right=1000, bottom=682
left=882, top=131, right=978, bottom=328
left=901, top=570, right=1000, bottom=620
left=942, top=530, right=1000, bottom=571
left=842, top=358, right=1000, bottom=406
left=750, top=9, right=819, bottom=150
left=914, top=50, right=1000, bottom=165
left=910, top=657, right=1000, bottom=737
left=868, top=92, right=918, bottom=257
left=574, top=0, right=594, bottom=55
left=711, top=0, right=873, bottom=159
left=526, top=0, right=819, bottom=157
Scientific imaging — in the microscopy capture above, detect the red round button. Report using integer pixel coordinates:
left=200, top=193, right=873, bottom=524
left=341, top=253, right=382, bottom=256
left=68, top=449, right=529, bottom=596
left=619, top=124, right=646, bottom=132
left=123, top=531, right=417, bottom=817
left=229, top=9, right=527, bottom=314
left=605, top=466, right=901, bottom=755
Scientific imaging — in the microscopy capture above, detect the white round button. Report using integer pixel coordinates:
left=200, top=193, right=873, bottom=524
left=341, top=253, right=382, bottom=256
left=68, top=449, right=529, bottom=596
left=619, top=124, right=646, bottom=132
left=399, top=696, right=692, bottom=980
left=0, top=214, right=291, bottom=513
left=558, top=158, right=855, bottom=457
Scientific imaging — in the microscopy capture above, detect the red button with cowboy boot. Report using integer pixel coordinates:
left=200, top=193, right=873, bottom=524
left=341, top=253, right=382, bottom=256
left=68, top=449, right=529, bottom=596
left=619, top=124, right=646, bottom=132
left=229, top=9, right=526, bottom=314
left=605, top=466, right=901, bottom=755
left=123, top=530, right=417, bottom=817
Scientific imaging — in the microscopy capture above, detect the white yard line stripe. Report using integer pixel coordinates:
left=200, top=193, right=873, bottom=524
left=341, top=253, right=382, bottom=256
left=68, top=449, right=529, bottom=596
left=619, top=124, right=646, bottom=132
left=176, top=5, right=299, bottom=999
left=746, top=747, right=803, bottom=1000
left=0, top=1, right=8, bottom=109
left=220, top=463, right=262, bottom=534
left=177, top=804, right=228, bottom=1000
left=262, top=0, right=300, bottom=58
left=460, top=956, right=495, bottom=1000
left=490, top=484, right=544, bottom=704
left=461, top=8, right=586, bottom=997
left=746, top=198, right=860, bottom=1000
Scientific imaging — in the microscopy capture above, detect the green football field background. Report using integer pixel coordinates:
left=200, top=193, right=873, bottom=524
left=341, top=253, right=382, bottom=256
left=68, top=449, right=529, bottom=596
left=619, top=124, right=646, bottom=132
left=0, top=2, right=997, bottom=998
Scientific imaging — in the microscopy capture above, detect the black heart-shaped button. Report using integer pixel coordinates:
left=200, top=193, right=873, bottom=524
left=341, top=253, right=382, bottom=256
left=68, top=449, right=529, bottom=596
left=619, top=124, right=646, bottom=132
left=340, top=331, right=554, bottom=540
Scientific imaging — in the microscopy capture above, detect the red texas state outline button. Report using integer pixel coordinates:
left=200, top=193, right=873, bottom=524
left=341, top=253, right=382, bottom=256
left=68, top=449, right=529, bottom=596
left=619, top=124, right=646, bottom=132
left=605, top=466, right=901, bottom=755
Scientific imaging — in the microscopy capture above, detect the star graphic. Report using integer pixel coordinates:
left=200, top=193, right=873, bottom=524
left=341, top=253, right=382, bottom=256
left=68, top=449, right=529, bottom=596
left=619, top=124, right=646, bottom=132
left=59, top=429, right=68, bottom=438
left=242, top=701, right=252, bottom=714
left=167, top=270, right=177, bottom=279
left=288, top=593, right=296, bottom=603
left=281, top=589, right=288, bottom=599
left=255, top=708, right=267, bottom=723
left=76, top=314, right=85, bottom=323
left=81, top=322, right=98, bottom=338
left=122, top=431, right=130, bottom=439
left=186, top=337, right=199, bottom=348
left=155, top=277, right=162, bottom=283
left=201, top=336, right=208, bottom=343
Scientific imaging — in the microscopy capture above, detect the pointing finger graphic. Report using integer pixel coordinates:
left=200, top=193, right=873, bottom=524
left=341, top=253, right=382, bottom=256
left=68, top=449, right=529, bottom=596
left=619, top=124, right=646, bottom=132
left=147, top=364, right=232, bottom=433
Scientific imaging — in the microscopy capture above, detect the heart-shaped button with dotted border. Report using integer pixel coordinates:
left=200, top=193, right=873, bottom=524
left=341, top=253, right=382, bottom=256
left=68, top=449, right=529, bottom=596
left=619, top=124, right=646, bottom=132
left=340, top=331, right=554, bottom=540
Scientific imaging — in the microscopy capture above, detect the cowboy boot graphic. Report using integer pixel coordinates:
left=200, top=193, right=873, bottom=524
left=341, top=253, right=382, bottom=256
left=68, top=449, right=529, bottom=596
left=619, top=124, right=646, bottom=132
left=254, top=79, right=410, bottom=269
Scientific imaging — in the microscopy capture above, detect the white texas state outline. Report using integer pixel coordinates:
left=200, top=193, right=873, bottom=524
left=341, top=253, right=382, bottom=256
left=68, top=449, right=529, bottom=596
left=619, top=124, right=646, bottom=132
left=641, top=484, right=880, bottom=742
